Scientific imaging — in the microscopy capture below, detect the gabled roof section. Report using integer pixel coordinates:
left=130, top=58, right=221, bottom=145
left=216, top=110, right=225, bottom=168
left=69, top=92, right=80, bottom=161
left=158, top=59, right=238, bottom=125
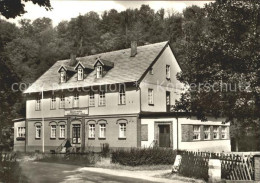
left=74, top=61, right=95, bottom=70
left=94, top=58, right=114, bottom=68
left=24, top=41, right=169, bottom=93
left=57, top=65, right=76, bottom=73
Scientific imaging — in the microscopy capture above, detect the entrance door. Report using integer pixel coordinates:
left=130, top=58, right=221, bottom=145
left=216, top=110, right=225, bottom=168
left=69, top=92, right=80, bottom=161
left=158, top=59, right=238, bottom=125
left=166, top=91, right=171, bottom=112
left=159, top=125, right=170, bottom=147
left=72, top=124, right=81, bottom=144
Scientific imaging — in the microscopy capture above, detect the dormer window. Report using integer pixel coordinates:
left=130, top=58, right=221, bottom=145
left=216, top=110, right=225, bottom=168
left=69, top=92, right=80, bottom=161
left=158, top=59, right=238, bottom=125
left=78, top=67, right=83, bottom=81
left=60, top=70, right=66, bottom=83
left=97, top=66, right=103, bottom=78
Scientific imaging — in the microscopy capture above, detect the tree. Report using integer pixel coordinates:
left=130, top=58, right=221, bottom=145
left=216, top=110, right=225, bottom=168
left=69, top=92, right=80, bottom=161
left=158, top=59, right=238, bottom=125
left=174, top=0, right=260, bottom=151
left=0, top=0, right=51, bottom=19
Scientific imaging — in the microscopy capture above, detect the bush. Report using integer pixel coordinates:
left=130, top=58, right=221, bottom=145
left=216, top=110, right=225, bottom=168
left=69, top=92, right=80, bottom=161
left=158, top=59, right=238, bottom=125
left=111, top=147, right=177, bottom=166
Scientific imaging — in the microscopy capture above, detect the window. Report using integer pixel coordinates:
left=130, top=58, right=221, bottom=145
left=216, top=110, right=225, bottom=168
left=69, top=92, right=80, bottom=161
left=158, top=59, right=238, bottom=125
left=97, top=66, right=103, bottom=78
left=60, top=70, right=66, bottom=83
left=51, top=125, right=56, bottom=138
left=221, top=126, right=227, bottom=139
left=166, top=65, right=170, bottom=80
left=73, top=93, right=79, bottom=108
left=119, top=123, right=126, bottom=138
left=204, top=126, right=210, bottom=140
left=119, top=88, right=126, bottom=105
left=51, top=95, right=56, bottom=109
left=72, top=124, right=81, bottom=144
left=60, top=125, right=65, bottom=138
left=36, top=97, right=41, bottom=111
left=99, top=91, right=106, bottom=106
left=148, top=89, right=154, bottom=105
left=36, top=125, right=41, bottom=138
left=89, top=91, right=95, bottom=107
left=213, top=126, right=219, bottom=139
left=99, top=124, right=106, bottom=138
left=149, top=67, right=154, bottom=75
left=89, top=124, right=95, bottom=138
left=60, top=95, right=65, bottom=108
left=17, top=127, right=25, bottom=138
left=193, top=125, right=200, bottom=140
left=78, top=67, right=83, bottom=80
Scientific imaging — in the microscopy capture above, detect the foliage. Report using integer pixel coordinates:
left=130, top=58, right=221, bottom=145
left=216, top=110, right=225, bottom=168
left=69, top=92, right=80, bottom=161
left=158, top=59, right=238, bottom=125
left=0, top=0, right=52, bottom=19
left=111, top=147, right=177, bottom=166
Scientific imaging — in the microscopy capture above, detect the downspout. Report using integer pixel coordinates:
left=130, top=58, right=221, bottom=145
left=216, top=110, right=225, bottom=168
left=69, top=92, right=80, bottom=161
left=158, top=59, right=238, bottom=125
left=176, top=117, right=179, bottom=151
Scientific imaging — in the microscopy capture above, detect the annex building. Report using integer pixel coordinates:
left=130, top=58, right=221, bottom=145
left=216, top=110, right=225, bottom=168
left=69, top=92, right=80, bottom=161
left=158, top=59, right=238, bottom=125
left=13, top=41, right=231, bottom=152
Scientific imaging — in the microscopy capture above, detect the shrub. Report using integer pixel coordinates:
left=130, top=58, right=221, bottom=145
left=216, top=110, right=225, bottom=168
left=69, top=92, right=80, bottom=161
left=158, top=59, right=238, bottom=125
left=111, top=147, right=177, bottom=166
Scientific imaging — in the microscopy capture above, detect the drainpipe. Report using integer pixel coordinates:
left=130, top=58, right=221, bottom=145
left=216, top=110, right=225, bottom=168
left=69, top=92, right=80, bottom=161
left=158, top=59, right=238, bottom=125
left=176, top=117, right=179, bottom=151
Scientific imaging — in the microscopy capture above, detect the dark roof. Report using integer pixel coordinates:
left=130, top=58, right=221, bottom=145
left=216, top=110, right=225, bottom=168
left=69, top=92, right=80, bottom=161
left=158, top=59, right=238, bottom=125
left=58, top=65, right=76, bottom=73
left=24, top=41, right=168, bottom=93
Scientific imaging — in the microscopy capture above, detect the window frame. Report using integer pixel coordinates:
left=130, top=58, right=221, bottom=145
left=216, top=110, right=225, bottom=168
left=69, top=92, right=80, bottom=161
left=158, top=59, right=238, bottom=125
left=17, top=127, right=26, bottom=138
left=148, top=88, right=154, bottom=105
left=193, top=125, right=200, bottom=140
left=50, top=95, right=56, bottom=110
left=77, top=67, right=84, bottom=81
left=35, top=125, right=41, bottom=139
left=89, top=124, right=95, bottom=138
left=51, top=125, right=56, bottom=139
left=36, top=97, right=41, bottom=111
left=73, top=93, right=79, bottom=108
left=59, top=125, right=65, bottom=139
left=99, top=91, right=106, bottom=106
left=59, top=95, right=65, bottom=109
left=96, top=66, right=103, bottom=78
left=166, top=65, right=170, bottom=80
left=89, top=91, right=95, bottom=107
left=60, top=70, right=66, bottom=83
left=204, top=126, right=210, bottom=140
left=118, top=87, right=126, bottom=105
left=99, top=124, right=106, bottom=138
left=119, top=123, right=126, bottom=139
left=221, top=126, right=227, bottom=139
left=213, top=126, right=219, bottom=139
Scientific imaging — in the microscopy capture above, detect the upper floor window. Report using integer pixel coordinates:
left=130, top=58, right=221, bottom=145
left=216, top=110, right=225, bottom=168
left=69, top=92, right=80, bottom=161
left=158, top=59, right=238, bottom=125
left=119, top=88, right=126, bottom=105
left=36, top=97, right=41, bottom=111
left=193, top=125, right=200, bottom=140
left=148, top=89, right=154, bottom=105
left=204, top=126, right=210, bottom=140
left=73, top=93, right=79, bottom=108
left=36, top=125, right=41, bottom=139
left=119, top=123, right=126, bottom=138
left=89, top=91, right=95, bottom=107
left=213, top=126, right=219, bottom=139
left=51, top=95, right=56, bottom=109
left=221, top=126, right=227, bottom=139
left=77, top=67, right=83, bottom=80
left=51, top=125, right=56, bottom=138
left=60, top=95, right=65, bottom=108
left=89, top=124, right=95, bottom=138
left=149, top=67, right=154, bottom=75
left=99, top=91, right=106, bottom=106
left=166, top=65, right=170, bottom=80
left=17, top=127, right=25, bottom=138
left=99, top=124, right=106, bottom=138
left=60, top=125, right=65, bottom=138
left=97, top=66, right=103, bottom=78
left=60, top=70, right=66, bottom=83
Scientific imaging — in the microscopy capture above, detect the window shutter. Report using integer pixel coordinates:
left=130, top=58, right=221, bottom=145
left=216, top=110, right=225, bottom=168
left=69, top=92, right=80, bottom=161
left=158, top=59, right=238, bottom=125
left=200, top=125, right=204, bottom=140
left=181, top=124, right=193, bottom=142
left=141, top=124, right=148, bottom=141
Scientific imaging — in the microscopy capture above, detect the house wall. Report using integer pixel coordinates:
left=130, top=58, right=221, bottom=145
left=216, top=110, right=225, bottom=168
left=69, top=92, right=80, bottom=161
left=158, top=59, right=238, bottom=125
left=13, top=120, right=26, bottom=152
left=26, top=86, right=140, bottom=119
left=141, top=117, right=231, bottom=152
left=140, top=45, right=184, bottom=112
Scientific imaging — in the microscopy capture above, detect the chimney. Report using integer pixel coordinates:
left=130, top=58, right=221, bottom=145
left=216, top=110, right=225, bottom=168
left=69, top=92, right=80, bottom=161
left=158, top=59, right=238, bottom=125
left=69, top=53, right=77, bottom=66
left=130, top=41, right=137, bottom=57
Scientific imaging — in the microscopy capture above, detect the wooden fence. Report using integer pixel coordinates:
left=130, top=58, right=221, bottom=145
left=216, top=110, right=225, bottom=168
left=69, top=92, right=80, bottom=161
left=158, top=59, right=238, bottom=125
left=178, top=151, right=254, bottom=181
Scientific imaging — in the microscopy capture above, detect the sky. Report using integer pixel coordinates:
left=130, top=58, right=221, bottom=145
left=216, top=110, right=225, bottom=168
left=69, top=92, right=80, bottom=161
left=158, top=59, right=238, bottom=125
left=3, top=1, right=214, bottom=26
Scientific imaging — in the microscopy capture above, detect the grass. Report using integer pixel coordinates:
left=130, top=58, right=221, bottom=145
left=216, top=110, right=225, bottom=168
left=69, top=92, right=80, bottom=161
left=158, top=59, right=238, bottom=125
left=157, top=172, right=206, bottom=183
left=95, top=157, right=172, bottom=171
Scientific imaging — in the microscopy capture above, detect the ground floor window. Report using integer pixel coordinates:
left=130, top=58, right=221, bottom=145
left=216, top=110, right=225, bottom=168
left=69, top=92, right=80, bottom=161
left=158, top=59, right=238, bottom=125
left=17, top=127, right=25, bottom=138
left=213, top=126, right=219, bottom=139
left=89, top=124, right=95, bottom=138
left=51, top=125, right=56, bottom=138
left=221, top=126, right=227, bottom=139
left=119, top=123, right=126, bottom=138
left=60, top=125, right=65, bottom=138
left=36, top=125, right=41, bottom=138
left=204, top=126, right=210, bottom=140
left=99, top=124, right=106, bottom=138
left=72, top=124, right=81, bottom=144
left=193, top=125, right=200, bottom=140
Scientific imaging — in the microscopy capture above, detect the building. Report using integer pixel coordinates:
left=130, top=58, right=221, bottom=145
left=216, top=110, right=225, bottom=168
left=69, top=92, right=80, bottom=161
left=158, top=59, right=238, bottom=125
left=14, top=41, right=231, bottom=152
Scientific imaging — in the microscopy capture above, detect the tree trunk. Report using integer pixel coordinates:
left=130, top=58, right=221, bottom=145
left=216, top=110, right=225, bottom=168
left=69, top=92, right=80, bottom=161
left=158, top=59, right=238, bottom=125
left=235, top=138, right=239, bottom=152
